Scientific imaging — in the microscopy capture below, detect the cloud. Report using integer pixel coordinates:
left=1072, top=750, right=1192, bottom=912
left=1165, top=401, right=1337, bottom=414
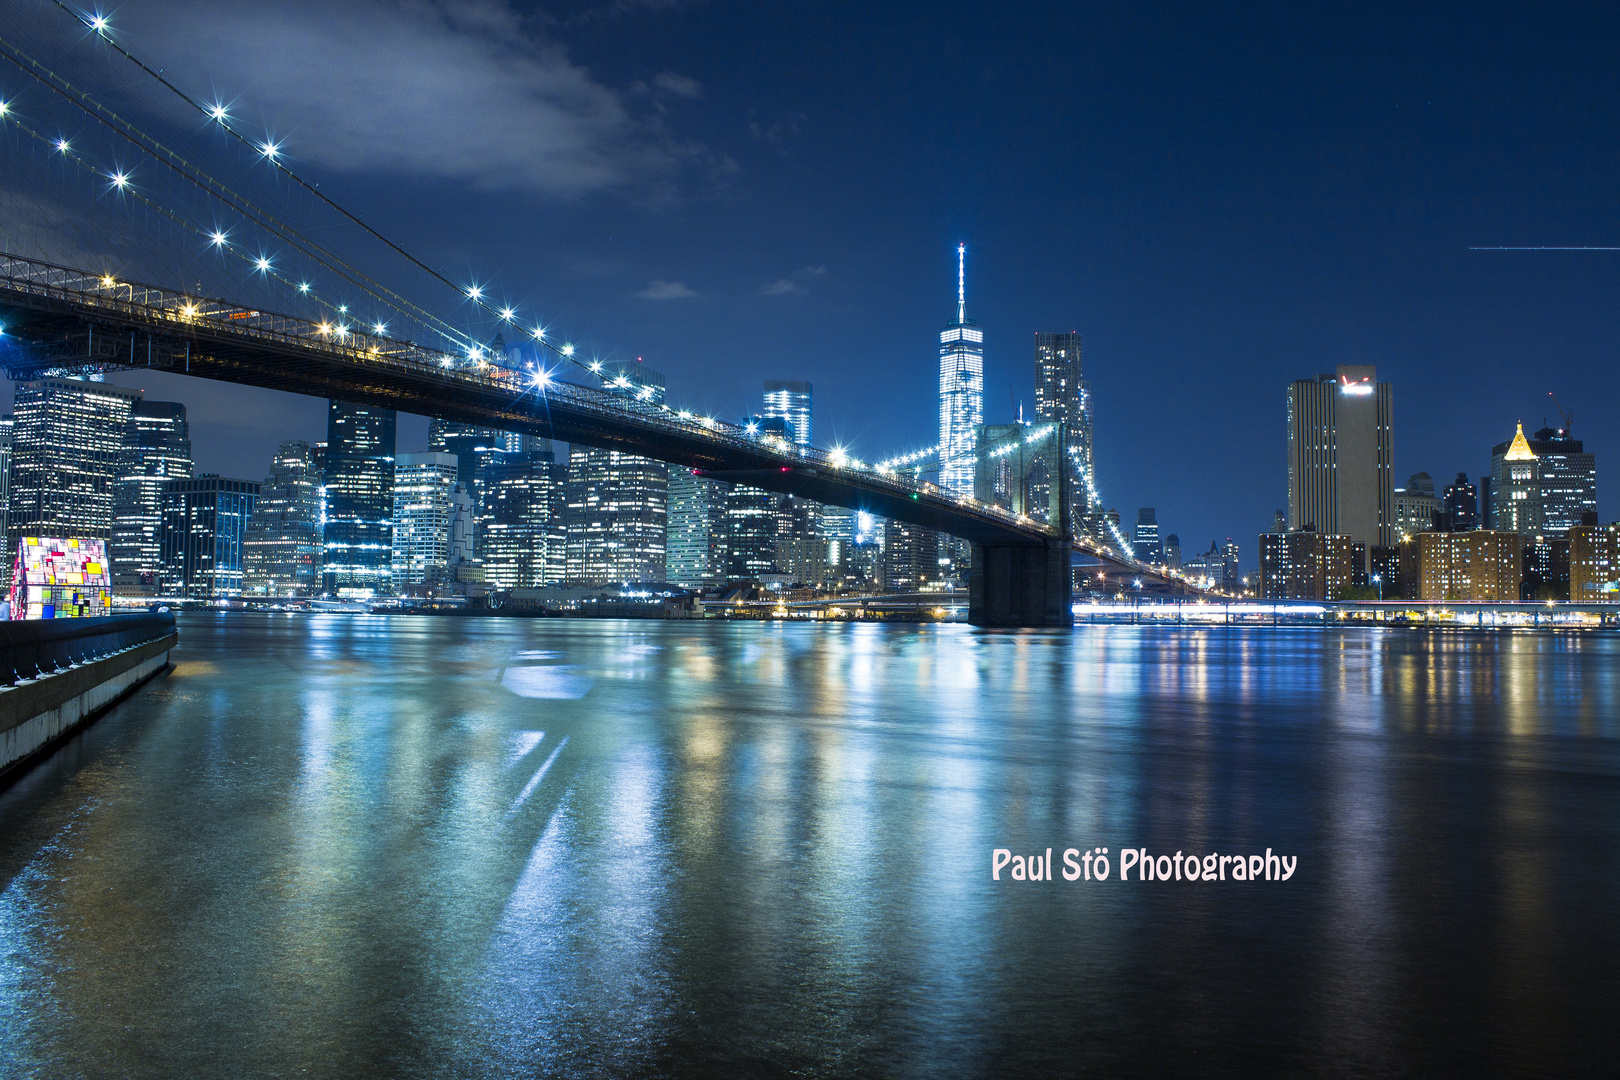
left=119, top=0, right=706, bottom=197
left=747, top=111, right=808, bottom=150
left=635, top=279, right=698, bottom=299
left=651, top=72, right=703, bottom=99
left=758, top=265, right=827, bottom=296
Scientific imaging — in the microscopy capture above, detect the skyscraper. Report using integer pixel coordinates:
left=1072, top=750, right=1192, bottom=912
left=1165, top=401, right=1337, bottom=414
left=160, top=475, right=259, bottom=598
left=1525, top=424, right=1596, bottom=533
left=938, top=244, right=984, bottom=496
left=762, top=381, right=813, bottom=447
left=565, top=360, right=668, bottom=584
left=111, top=400, right=192, bottom=598
left=882, top=519, right=940, bottom=592
left=481, top=450, right=567, bottom=589
left=1133, top=508, right=1161, bottom=563
left=1391, top=472, right=1440, bottom=541
left=7, top=378, right=141, bottom=574
left=0, top=415, right=12, bottom=550
left=667, top=470, right=728, bottom=588
left=242, top=441, right=321, bottom=597
left=1286, top=366, right=1394, bottom=558
left=1034, top=331, right=1091, bottom=529
left=321, top=400, right=396, bottom=597
left=1443, top=473, right=1478, bottom=531
left=391, top=452, right=460, bottom=588
left=720, top=484, right=778, bottom=579
left=1488, top=424, right=1540, bottom=535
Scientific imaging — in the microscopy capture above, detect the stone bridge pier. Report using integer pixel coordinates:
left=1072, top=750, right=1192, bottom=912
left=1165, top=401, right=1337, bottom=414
left=968, top=538, right=1074, bottom=628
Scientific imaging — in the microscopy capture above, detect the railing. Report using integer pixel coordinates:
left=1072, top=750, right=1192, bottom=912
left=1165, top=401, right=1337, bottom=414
left=0, top=611, right=177, bottom=687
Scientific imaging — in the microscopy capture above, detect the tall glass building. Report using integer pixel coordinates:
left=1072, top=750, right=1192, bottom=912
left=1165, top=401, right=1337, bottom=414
left=243, top=441, right=321, bottom=597
left=160, top=475, right=259, bottom=599
left=1034, top=331, right=1091, bottom=529
left=481, top=450, right=567, bottom=589
left=321, top=400, right=397, bottom=597
left=565, top=362, right=668, bottom=584
left=111, top=400, right=192, bottom=597
left=7, top=378, right=141, bottom=575
left=390, top=452, right=460, bottom=588
left=667, top=470, right=728, bottom=587
left=938, top=244, right=984, bottom=496
left=762, top=381, right=813, bottom=447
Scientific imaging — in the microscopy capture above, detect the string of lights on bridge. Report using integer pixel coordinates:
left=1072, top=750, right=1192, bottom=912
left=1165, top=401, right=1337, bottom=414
left=4, top=6, right=1154, bottom=569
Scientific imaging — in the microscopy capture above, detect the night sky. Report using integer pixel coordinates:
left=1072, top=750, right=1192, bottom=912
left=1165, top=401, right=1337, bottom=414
left=9, top=1, right=1620, bottom=563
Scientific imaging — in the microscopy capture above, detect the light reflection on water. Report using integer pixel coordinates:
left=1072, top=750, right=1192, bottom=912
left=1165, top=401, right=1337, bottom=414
left=0, top=614, right=1617, bottom=1077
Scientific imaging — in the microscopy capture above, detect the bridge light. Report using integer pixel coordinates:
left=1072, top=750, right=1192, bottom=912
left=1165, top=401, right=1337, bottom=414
left=297, top=281, right=310, bottom=293
left=531, top=326, right=545, bottom=340
left=109, top=171, right=128, bottom=188
left=317, top=322, right=331, bottom=335
left=499, top=307, right=515, bottom=321
left=465, top=284, right=483, bottom=300
left=562, top=343, right=575, bottom=357
left=678, top=410, right=692, bottom=419
left=533, top=368, right=553, bottom=389
left=180, top=302, right=198, bottom=318
left=208, top=103, right=228, bottom=122
left=88, top=13, right=109, bottom=31
left=54, top=139, right=70, bottom=153
left=253, top=256, right=272, bottom=273
left=0, top=101, right=8, bottom=117
left=100, top=275, right=115, bottom=287
left=338, top=304, right=347, bottom=314
left=373, top=322, right=387, bottom=336
left=209, top=230, right=227, bottom=247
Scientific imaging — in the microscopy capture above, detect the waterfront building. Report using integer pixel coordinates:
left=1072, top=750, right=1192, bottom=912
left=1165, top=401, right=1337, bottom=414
left=720, top=484, right=778, bottom=579
left=1569, top=524, right=1620, bottom=600
left=1034, top=330, right=1091, bottom=528
left=1392, top=472, right=1440, bottom=541
left=882, top=519, right=940, bottom=592
left=242, top=441, right=321, bottom=597
left=110, top=400, right=192, bottom=598
left=1487, top=424, right=1540, bottom=535
left=819, top=506, right=857, bottom=581
left=321, top=400, right=397, bottom=598
left=1163, top=533, right=1180, bottom=569
left=160, top=475, right=259, bottom=598
left=481, top=451, right=567, bottom=589
left=563, top=361, right=667, bottom=584
left=762, top=381, right=812, bottom=447
left=774, top=495, right=826, bottom=587
left=1443, top=473, right=1478, bottom=531
left=1286, top=366, right=1394, bottom=564
left=391, top=452, right=460, bottom=587
left=1416, top=530, right=1525, bottom=602
left=1525, top=425, right=1597, bottom=533
left=939, top=245, right=984, bottom=496
left=7, top=378, right=141, bottom=572
left=1523, top=536, right=1571, bottom=601
left=666, top=470, right=728, bottom=588
left=1258, top=531, right=1355, bottom=601
left=1133, top=508, right=1161, bottom=564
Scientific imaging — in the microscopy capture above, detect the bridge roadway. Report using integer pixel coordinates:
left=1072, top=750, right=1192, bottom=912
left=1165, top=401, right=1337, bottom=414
left=0, top=253, right=1194, bottom=624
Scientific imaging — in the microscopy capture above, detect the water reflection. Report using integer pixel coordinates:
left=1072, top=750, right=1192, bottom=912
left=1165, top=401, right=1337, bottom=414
left=0, top=616, right=1616, bottom=1076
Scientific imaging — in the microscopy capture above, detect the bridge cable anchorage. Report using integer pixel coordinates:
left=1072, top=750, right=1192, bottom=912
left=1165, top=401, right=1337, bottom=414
left=0, top=30, right=482, bottom=355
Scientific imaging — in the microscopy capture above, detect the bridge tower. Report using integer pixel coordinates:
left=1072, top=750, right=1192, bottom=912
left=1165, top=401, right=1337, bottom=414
left=967, top=423, right=1074, bottom=627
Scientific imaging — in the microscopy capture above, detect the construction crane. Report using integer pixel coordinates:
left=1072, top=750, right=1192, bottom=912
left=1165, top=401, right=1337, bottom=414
left=1549, top=392, right=1574, bottom=436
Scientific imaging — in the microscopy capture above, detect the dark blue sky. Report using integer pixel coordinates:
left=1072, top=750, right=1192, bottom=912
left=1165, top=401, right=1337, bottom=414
left=18, top=1, right=1620, bottom=559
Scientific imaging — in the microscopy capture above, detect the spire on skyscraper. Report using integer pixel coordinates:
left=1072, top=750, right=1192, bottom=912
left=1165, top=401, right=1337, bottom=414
left=957, top=243, right=966, bottom=323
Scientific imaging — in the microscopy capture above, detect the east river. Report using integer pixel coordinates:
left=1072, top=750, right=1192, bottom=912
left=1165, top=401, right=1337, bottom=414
left=1, top=614, right=1617, bottom=1077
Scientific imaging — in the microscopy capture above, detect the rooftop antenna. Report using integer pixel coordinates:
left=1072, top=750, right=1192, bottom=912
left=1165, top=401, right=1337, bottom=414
left=957, top=243, right=966, bottom=323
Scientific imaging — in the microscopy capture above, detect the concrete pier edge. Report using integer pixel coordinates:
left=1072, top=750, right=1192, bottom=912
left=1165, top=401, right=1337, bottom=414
left=0, top=633, right=177, bottom=781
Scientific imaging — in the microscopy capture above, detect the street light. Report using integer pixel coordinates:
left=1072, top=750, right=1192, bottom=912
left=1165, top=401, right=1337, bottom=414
left=1372, top=573, right=1383, bottom=601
